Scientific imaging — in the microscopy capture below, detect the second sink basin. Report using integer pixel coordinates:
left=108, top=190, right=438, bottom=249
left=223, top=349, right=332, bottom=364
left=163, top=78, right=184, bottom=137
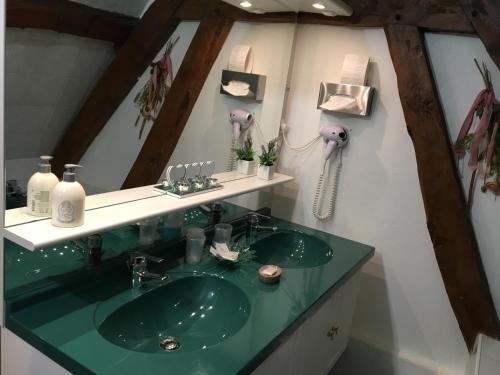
left=251, top=230, right=333, bottom=268
left=98, top=275, right=251, bottom=353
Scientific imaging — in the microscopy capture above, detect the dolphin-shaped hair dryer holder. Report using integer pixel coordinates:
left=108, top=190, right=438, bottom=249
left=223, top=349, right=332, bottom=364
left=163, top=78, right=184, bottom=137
left=319, top=124, right=349, bottom=160
left=230, top=109, right=253, bottom=139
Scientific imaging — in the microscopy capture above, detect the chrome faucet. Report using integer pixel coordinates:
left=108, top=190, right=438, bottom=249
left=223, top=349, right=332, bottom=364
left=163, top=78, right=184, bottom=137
left=72, top=234, right=103, bottom=266
left=245, top=213, right=278, bottom=245
left=128, top=252, right=168, bottom=289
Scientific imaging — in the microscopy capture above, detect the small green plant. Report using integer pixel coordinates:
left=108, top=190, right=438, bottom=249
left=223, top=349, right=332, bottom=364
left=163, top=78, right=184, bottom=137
left=234, top=136, right=255, bottom=161
left=259, top=138, right=278, bottom=166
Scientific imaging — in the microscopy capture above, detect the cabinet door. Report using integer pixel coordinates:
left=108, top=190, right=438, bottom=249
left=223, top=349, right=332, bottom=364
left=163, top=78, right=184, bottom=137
left=294, top=272, right=360, bottom=375
left=252, top=272, right=360, bottom=375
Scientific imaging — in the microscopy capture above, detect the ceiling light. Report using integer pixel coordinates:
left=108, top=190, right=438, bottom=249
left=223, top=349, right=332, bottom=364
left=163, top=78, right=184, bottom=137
left=240, top=1, right=252, bottom=8
left=312, top=3, right=326, bottom=10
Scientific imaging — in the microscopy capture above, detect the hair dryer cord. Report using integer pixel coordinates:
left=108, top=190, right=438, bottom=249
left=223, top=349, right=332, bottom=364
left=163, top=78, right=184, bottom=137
left=312, top=150, right=343, bottom=221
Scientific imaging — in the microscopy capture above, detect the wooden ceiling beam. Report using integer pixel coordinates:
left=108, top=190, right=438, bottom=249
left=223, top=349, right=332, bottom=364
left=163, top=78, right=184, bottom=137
left=384, top=24, right=500, bottom=350
left=7, top=0, right=138, bottom=48
left=52, top=0, right=184, bottom=176
left=298, top=0, right=475, bottom=34
left=122, top=13, right=234, bottom=189
left=459, top=0, right=500, bottom=69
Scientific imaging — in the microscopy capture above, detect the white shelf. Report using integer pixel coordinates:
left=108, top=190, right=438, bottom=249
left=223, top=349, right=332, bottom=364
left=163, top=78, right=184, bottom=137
left=3, top=173, right=293, bottom=251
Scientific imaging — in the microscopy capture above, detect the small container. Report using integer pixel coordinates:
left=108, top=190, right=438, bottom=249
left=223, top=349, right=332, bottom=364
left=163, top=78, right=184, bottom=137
left=237, top=160, right=256, bottom=175
left=213, top=223, right=233, bottom=244
left=186, top=227, right=206, bottom=264
left=139, top=217, right=160, bottom=245
left=257, top=165, right=275, bottom=180
left=259, top=265, right=282, bottom=284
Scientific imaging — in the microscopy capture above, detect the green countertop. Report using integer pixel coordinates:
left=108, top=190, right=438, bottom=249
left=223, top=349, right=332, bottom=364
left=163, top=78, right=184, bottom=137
left=6, top=218, right=374, bottom=375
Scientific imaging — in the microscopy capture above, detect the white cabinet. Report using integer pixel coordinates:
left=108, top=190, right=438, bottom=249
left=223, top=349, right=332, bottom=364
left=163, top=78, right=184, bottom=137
left=253, top=272, right=360, bottom=375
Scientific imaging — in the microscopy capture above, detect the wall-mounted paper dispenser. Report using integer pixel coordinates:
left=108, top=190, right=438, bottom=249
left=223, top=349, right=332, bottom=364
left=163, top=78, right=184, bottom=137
left=220, top=70, right=266, bottom=101
left=317, top=82, right=375, bottom=116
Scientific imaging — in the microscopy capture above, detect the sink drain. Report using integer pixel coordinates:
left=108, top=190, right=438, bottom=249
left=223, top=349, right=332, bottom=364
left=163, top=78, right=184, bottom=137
left=159, top=337, right=181, bottom=352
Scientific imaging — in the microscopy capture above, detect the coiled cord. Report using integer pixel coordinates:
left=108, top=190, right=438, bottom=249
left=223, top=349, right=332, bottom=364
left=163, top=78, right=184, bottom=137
left=312, top=150, right=343, bottom=221
left=227, top=138, right=237, bottom=172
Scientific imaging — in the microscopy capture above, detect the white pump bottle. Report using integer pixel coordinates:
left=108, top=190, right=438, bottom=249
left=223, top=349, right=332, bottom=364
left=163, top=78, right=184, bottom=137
left=51, top=164, right=85, bottom=227
left=27, top=156, right=59, bottom=217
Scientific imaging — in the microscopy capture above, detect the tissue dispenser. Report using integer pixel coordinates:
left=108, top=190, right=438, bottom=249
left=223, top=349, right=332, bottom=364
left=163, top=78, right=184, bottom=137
left=317, top=82, right=375, bottom=116
left=220, top=70, right=266, bottom=101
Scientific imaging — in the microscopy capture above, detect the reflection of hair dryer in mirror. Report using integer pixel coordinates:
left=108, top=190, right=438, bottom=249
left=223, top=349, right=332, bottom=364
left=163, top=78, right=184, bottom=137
left=313, top=124, right=350, bottom=221
left=230, top=109, right=253, bottom=140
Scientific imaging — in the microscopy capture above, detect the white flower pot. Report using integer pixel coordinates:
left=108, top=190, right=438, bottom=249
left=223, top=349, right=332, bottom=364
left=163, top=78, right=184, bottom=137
left=257, top=165, right=275, bottom=180
left=237, top=160, right=256, bottom=175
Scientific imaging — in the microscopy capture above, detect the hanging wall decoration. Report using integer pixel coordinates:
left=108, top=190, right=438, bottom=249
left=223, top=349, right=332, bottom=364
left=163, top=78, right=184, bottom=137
left=454, top=59, right=500, bottom=209
left=133, top=36, right=180, bottom=139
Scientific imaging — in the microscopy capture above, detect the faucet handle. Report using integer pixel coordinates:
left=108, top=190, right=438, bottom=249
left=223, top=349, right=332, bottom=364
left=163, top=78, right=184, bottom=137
left=248, top=212, right=271, bottom=222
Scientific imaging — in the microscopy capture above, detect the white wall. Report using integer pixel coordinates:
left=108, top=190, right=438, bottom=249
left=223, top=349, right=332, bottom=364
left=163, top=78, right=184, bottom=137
left=80, top=21, right=294, bottom=193
left=5, top=28, right=114, bottom=160
left=272, top=25, right=468, bottom=375
left=79, top=21, right=199, bottom=191
left=426, top=33, right=500, bottom=320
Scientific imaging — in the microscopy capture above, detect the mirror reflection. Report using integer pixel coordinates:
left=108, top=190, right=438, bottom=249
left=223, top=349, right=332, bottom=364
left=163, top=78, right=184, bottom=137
left=4, top=0, right=296, bottom=226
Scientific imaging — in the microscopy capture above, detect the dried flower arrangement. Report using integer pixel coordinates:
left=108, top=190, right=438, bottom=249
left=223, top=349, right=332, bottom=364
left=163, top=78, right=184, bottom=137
left=454, top=59, right=500, bottom=208
left=259, top=138, right=279, bottom=166
left=133, top=36, right=179, bottom=139
left=234, top=136, right=255, bottom=161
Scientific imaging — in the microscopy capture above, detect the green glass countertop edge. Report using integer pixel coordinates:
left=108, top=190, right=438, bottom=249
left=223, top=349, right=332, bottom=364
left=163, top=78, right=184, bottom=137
left=6, top=218, right=374, bottom=375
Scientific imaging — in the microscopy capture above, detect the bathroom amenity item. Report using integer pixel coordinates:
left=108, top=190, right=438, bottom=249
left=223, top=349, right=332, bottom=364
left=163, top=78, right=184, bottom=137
left=210, top=242, right=238, bottom=262
left=257, top=138, right=278, bottom=180
left=51, top=164, right=85, bottom=228
left=230, top=109, right=253, bottom=140
left=27, top=156, right=59, bottom=217
left=221, top=70, right=266, bottom=101
left=258, top=265, right=282, bottom=284
left=154, top=161, right=223, bottom=198
left=138, top=217, right=160, bottom=245
left=185, top=227, right=206, bottom=265
left=214, top=223, right=233, bottom=244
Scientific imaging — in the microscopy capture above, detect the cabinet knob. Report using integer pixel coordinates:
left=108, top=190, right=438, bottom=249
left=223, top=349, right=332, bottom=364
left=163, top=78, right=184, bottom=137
left=327, top=325, right=339, bottom=340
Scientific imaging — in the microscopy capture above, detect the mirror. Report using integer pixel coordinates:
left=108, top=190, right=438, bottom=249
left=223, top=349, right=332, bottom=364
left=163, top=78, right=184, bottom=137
left=4, top=1, right=297, bottom=227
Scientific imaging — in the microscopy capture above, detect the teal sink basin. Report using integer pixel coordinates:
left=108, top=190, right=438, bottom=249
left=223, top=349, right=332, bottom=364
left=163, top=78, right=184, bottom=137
left=97, top=275, right=251, bottom=353
left=251, top=230, right=333, bottom=268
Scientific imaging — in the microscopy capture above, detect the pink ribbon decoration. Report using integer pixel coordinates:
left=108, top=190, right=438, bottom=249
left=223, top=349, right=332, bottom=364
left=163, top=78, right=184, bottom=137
left=468, top=90, right=495, bottom=171
left=455, top=89, right=489, bottom=158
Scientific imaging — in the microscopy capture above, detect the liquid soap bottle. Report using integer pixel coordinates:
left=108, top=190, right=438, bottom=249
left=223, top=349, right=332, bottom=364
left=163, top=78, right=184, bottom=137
left=27, top=156, right=59, bottom=217
left=51, top=164, right=85, bottom=227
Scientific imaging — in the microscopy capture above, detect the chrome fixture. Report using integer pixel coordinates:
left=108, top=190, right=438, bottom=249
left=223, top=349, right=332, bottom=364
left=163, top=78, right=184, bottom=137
left=128, top=252, right=168, bottom=289
left=199, top=201, right=224, bottom=224
left=246, top=213, right=278, bottom=245
left=72, top=234, right=103, bottom=266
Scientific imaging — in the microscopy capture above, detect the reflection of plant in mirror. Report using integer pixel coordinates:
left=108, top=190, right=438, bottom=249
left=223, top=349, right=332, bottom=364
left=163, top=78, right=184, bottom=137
left=259, top=138, right=278, bottom=166
left=133, top=36, right=180, bottom=139
left=234, top=136, right=255, bottom=161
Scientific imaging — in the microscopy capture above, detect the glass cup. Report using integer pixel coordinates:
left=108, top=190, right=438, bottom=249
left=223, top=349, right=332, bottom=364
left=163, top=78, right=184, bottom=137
left=139, top=217, right=160, bottom=245
left=186, top=227, right=206, bottom=265
left=213, top=223, right=233, bottom=244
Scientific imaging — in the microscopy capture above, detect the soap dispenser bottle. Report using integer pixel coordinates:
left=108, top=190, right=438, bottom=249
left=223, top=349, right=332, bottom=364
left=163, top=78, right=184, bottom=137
left=51, top=164, right=85, bottom=227
left=27, top=156, right=59, bottom=217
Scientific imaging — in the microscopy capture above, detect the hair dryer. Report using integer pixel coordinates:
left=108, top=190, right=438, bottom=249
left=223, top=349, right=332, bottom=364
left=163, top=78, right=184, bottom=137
left=230, top=109, right=253, bottom=140
left=319, top=124, right=349, bottom=160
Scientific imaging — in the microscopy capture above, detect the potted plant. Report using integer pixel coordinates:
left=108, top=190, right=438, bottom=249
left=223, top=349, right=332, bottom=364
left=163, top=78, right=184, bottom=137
left=258, top=138, right=278, bottom=180
left=235, top=136, right=256, bottom=175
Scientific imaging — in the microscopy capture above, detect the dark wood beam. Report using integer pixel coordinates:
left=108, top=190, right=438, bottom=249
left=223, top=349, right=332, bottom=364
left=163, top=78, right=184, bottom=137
left=298, top=0, right=475, bottom=34
left=384, top=24, right=500, bottom=350
left=52, top=0, right=184, bottom=176
left=459, top=0, right=500, bottom=69
left=122, top=15, right=234, bottom=188
left=7, top=0, right=138, bottom=48
left=176, top=0, right=297, bottom=23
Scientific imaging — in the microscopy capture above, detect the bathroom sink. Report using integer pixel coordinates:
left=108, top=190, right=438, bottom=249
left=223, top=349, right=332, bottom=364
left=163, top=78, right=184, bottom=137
left=251, top=230, right=333, bottom=268
left=97, top=275, right=251, bottom=353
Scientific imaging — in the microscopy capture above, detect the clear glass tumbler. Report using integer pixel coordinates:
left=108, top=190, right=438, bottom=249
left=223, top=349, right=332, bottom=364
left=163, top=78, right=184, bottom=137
left=186, top=227, right=206, bottom=265
left=139, top=217, right=160, bottom=245
left=213, top=223, right=233, bottom=244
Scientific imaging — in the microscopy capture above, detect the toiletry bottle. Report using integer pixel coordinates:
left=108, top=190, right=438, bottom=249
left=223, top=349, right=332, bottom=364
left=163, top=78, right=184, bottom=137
left=27, top=156, right=59, bottom=217
left=51, top=164, right=85, bottom=227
